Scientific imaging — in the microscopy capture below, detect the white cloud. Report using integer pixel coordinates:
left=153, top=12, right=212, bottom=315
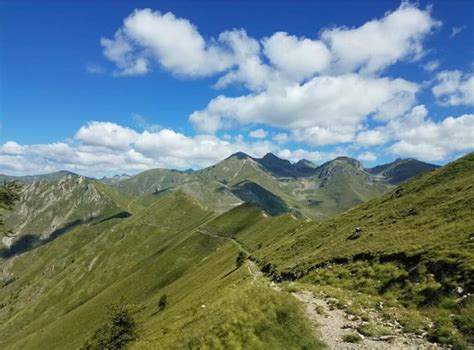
left=248, top=129, right=268, bottom=139
left=273, top=133, right=289, bottom=144
left=190, top=74, right=418, bottom=138
left=0, top=122, right=279, bottom=176
left=277, top=148, right=347, bottom=163
left=390, top=113, right=474, bottom=161
left=357, top=151, right=377, bottom=162
left=423, top=60, right=440, bottom=72
left=262, top=32, right=330, bottom=81
left=321, top=3, right=440, bottom=74
left=75, top=121, right=139, bottom=150
left=101, top=9, right=261, bottom=77
left=432, top=70, right=474, bottom=106
left=355, top=129, right=389, bottom=146
left=0, top=141, right=24, bottom=155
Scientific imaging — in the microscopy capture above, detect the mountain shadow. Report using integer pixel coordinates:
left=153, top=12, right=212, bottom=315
left=1, top=211, right=131, bottom=259
left=231, top=181, right=289, bottom=215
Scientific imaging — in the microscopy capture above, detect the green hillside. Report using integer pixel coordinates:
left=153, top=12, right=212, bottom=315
left=0, top=174, right=134, bottom=257
left=114, top=153, right=437, bottom=219
left=0, top=192, right=321, bottom=349
left=0, top=153, right=464, bottom=349
left=206, top=152, right=474, bottom=348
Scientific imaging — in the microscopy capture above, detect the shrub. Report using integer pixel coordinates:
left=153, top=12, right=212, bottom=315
left=83, top=299, right=138, bottom=350
left=159, top=294, right=168, bottom=310
left=235, top=251, right=247, bottom=268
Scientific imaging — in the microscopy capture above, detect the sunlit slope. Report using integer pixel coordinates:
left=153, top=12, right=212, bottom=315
left=0, top=192, right=321, bottom=349
left=203, top=153, right=474, bottom=347
left=257, top=153, right=474, bottom=273
left=117, top=153, right=437, bottom=219
left=1, top=175, right=135, bottom=253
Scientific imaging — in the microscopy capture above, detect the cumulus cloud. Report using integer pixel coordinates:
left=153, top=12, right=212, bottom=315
left=273, top=133, right=289, bottom=144
left=190, top=74, right=418, bottom=139
left=100, top=9, right=261, bottom=77
left=277, top=148, right=347, bottom=163
left=76, top=121, right=139, bottom=150
left=0, top=122, right=280, bottom=176
left=355, top=129, right=390, bottom=146
left=98, top=4, right=447, bottom=157
left=357, top=151, right=377, bottom=162
left=248, top=129, right=268, bottom=139
left=390, top=113, right=474, bottom=161
left=321, top=3, right=440, bottom=74
left=423, top=60, right=440, bottom=72
left=432, top=70, right=474, bottom=106
left=0, top=141, right=24, bottom=155
left=263, top=32, right=330, bottom=81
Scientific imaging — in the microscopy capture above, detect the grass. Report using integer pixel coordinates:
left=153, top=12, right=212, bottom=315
left=1, top=153, right=471, bottom=348
left=204, top=153, right=474, bottom=348
left=342, top=333, right=362, bottom=343
left=0, top=191, right=323, bottom=349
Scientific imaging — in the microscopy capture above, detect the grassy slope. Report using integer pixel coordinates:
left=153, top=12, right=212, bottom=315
left=205, top=153, right=474, bottom=347
left=116, top=155, right=396, bottom=220
left=0, top=192, right=321, bottom=349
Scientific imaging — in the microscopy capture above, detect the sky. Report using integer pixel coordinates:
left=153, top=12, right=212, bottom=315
left=0, top=0, right=473, bottom=177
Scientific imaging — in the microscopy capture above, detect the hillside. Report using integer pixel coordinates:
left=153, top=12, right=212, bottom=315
left=114, top=153, right=437, bottom=219
left=0, top=192, right=321, bottom=349
left=0, top=174, right=135, bottom=257
left=0, top=153, right=464, bottom=349
left=203, top=152, right=474, bottom=348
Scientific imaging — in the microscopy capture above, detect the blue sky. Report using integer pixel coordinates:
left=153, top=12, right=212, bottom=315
left=1, top=0, right=473, bottom=176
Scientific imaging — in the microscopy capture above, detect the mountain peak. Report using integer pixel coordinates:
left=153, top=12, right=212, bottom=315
left=257, top=153, right=294, bottom=177
left=227, top=152, right=252, bottom=160
left=295, top=159, right=316, bottom=168
left=261, top=152, right=281, bottom=160
left=331, top=156, right=362, bottom=168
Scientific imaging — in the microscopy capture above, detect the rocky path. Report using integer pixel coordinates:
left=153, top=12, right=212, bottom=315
left=196, top=230, right=442, bottom=349
left=292, top=291, right=441, bottom=350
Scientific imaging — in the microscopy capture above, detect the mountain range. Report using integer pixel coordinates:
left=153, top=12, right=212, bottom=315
left=2, top=152, right=472, bottom=349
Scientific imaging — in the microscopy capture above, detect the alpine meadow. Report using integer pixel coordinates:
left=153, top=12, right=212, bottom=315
left=1, top=1, right=473, bottom=349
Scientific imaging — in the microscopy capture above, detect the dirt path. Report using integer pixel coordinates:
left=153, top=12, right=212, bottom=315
left=127, top=197, right=138, bottom=214
left=293, top=291, right=441, bottom=350
left=197, top=229, right=251, bottom=256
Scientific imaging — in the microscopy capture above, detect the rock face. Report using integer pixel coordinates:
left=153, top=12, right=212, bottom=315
left=2, top=174, right=120, bottom=248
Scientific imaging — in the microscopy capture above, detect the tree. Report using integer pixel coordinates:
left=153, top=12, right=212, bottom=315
left=235, top=251, right=247, bottom=268
left=0, top=181, right=22, bottom=237
left=83, top=298, right=138, bottom=350
left=158, top=294, right=168, bottom=310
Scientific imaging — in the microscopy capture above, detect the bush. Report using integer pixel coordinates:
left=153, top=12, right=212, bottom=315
left=159, top=294, right=168, bottom=310
left=235, top=251, right=247, bottom=268
left=83, top=299, right=138, bottom=350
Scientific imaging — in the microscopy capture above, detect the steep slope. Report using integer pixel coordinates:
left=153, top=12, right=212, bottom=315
left=0, top=192, right=321, bottom=349
left=206, top=153, right=474, bottom=348
left=0, top=170, right=78, bottom=184
left=0, top=174, right=133, bottom=256
left=368, top=158, right=440, bottom=184
left=112, top=153, right=437, bottom=220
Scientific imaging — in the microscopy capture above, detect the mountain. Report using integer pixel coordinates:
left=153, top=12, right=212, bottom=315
left=112, top=153, right=436, bottom=219
left=368, top=158, right=439, bottom=184
left=0, top=173, right=135, bottom=256
left=100, top=173, right=132, bottom=184
left=205, top=152, right=474, bottom=348
left=0, top=170, right=78, bottom=184
left=0, top=153, right=472, bottom=348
